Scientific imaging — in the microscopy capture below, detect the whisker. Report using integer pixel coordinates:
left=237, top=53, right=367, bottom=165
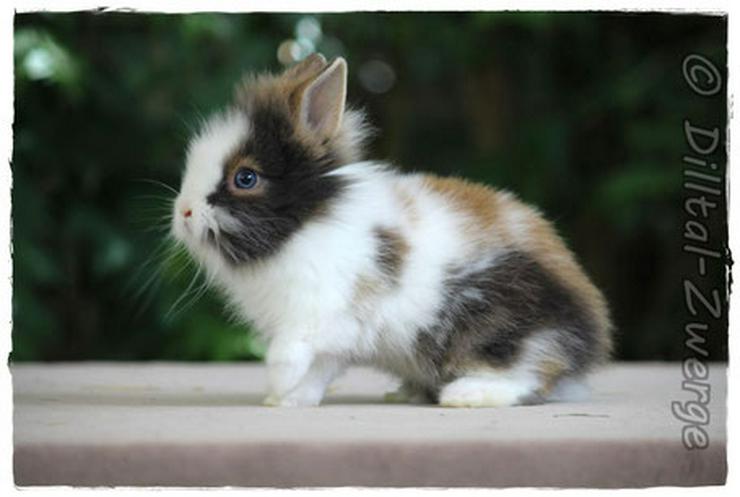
left=122, top=236, right=186, bottom=322
left=132, top=178, right=180, bottom=196
left=174, top=276, right=212, bottom=318
left=166, top=253, right=197, bottom=284
left=133, top=195, right=177, bottom=204
left=165, top=264, right=204, bottom=322
left=124, top=237, right=179, bottom=299
left=141, top=224, right=175, bottom=234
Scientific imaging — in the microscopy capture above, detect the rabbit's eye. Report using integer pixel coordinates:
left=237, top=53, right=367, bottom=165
left=234, top=168, right=258, bottom=189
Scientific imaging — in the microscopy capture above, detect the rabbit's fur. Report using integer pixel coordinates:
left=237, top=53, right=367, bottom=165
left=172, top=54, right=612, bottom=407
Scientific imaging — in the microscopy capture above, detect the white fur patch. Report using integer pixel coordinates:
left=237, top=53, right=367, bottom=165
left=172, top=109, right=249, bottom=267
left=182, top=109, right=249, bottom=200
left=439, top=375, right=537, bottom=408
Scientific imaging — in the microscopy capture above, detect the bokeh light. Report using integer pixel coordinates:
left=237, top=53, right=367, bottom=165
left=358, top=59, right=396, bottom=94
left=277, top=16, right=323, bottom=66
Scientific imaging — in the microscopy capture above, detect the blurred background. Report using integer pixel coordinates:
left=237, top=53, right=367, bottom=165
left=12, top=12, right=728, bottom=362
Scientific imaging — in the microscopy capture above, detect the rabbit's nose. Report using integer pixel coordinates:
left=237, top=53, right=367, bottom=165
left=181, top=207, right=193, bottom=218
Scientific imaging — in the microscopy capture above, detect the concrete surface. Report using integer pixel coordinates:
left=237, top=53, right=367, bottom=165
left=12, top=362, right=727, bottom=487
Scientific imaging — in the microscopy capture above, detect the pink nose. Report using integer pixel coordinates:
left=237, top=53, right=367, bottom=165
left=182, top=208, right=192, bottom=218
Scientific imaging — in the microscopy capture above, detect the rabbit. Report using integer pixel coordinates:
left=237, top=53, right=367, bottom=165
left=171, top=53, right=613, bottom=407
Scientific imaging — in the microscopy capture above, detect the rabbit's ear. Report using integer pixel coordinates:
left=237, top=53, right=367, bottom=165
left=283, top=53, right=327, bottom=82
left=296, top=57, right=347, bottom=139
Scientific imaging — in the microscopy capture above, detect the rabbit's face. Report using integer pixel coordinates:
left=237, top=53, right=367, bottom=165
left=172, top=105, right=346, bottom=266
left=172, top=56, right=361, bottom=266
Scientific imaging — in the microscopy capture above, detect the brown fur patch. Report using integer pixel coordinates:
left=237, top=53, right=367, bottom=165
left=234, top=57, right=367, bottom=167
left=236, top=56, right=326, bottom=116
left=350, top=228, right=410, bottom=310
left=422, top=176, right=499, bottom=228
left=420, top=175, right=514, bottom=252
left=374, top=226, right=409, bottom=283
left=394, top=184, right=420, bottom=226
left=226, top=155, right=264, bottom=175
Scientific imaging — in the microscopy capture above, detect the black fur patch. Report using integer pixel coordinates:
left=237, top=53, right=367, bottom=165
left=206, top=105, right=347, bottom=264
left=414, top=251, right=599, bottom=392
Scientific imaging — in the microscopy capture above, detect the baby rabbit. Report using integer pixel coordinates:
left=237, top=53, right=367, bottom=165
left=172, top=53, right=612, bottom=407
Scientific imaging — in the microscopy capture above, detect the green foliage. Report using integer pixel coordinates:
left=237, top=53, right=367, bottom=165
left=12, top=12, right=728, bottom=362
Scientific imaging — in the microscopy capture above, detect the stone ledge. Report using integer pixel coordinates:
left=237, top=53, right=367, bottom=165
left=11, top=362, right=727, bottom=487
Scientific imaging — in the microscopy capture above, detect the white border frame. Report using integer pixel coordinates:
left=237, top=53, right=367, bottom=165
left=1, top=1, right=735, bottom=495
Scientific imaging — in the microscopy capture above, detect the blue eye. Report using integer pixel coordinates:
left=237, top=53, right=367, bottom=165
left=234, top=168, right=258, bottom=189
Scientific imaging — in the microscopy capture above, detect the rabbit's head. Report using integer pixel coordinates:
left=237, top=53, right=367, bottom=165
left=172, top=54, right=368, bottom=267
